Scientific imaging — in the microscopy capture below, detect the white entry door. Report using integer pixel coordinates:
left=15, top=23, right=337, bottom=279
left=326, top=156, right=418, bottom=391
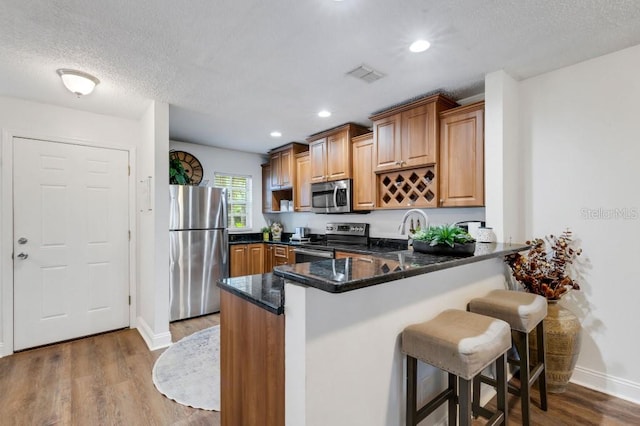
left=13, top=137, right=130, bottom=351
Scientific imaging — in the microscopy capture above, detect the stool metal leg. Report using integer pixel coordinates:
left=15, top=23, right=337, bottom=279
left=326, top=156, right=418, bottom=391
left=496, top=353, right=508, bottom=426
left=472, top=372, right=481, bottom=417
left=449, top=373, right=458, bottom=426
left=459, top=378, right=472, bottom=426
left=406, top=355, right=417, bottom=426
left=536, top=321, right=548, bottom=411
left=514, top=330, right=531, bottom=426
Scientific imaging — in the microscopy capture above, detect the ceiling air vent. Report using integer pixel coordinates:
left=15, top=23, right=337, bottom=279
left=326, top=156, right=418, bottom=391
left=346, top=64, right=385, bottom=83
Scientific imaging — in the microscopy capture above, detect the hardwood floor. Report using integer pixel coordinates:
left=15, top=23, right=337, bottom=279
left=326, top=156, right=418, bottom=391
left=0, top=314, right=220, bottom=426
left=471, top=377, right=640, bottom=425
left=1, top=313, right=638, bottom=425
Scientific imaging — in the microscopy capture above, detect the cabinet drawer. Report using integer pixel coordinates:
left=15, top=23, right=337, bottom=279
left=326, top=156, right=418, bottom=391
left=273, top=245, right=288, bottom=258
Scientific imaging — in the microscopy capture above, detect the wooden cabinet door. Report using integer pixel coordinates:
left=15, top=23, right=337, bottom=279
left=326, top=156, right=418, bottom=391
left=295, top=152, right=311, bottom=211
left=401, top=102, right=437, bottom=167
left=247, top=243, right=265, bottom=274
left=230, top=244, right=248, bottom=277
left=352, top=134, right=376, bottom=210
left=270, top=152, right=281, bottom=189
left=373, top=113, right=401, bottom=172
left=262, top=163, right=272, bottom=213
left=309, top=138, right=327, bottom=183
left=265, top=244, right=274, bottom=272
left=326, top=130, right=351, bottom=180
left=280, top=150, right=293, bottom=188
left=439, top=102, right=485, bottom=207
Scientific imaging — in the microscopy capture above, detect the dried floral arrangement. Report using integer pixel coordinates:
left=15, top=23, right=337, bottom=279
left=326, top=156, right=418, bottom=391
left=505, top=229, right=582, bottom=300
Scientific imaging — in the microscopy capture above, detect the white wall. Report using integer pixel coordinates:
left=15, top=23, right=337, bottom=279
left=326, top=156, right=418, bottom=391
left=136, top=101, right=172, bottom=350
left=485, top=71, right=525, bottom=244
left=0, top=96, right=142, bottom=357
left=169, top=140, right=270, bottom=232
left=513, top=44, right=640, bottom=403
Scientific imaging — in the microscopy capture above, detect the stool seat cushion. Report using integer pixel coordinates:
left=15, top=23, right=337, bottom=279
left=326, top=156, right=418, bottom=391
left=468, top=289, right=547, bottom=333
left=401, top=309, right=511, bottom=380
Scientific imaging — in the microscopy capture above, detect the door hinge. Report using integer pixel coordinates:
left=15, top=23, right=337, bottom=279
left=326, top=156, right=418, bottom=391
left=128, top=295, right=131, bottom=305
left=128, top=165, right=131, bottom=176
left=128, top=230, right=131, bottom=241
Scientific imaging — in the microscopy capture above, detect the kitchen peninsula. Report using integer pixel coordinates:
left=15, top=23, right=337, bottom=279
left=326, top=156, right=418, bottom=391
left=217, top=243, right=527, bottom=426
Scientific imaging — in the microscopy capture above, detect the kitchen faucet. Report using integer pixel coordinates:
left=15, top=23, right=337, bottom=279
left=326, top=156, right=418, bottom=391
left=398, top=209, right=429, bottom=235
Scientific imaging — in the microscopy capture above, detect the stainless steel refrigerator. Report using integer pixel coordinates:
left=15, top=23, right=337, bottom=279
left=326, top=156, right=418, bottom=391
left=169, top=185, right=228, bottom=321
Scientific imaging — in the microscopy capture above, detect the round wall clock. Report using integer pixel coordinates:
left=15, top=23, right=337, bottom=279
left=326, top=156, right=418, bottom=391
left=170, top=150, right=203, bottom=185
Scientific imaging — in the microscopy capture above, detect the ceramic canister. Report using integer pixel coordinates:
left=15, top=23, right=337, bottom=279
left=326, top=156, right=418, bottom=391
left=476, top=227, right=496, bottom=243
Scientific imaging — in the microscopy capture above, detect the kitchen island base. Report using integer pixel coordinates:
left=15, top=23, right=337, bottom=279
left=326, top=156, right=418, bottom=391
left=284, top=257, right=509, bottom=426
left=220, top=289, right=284, bottom=426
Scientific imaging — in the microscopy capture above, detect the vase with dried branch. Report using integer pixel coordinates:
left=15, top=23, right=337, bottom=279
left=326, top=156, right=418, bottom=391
left=505, top=229, right=582, bottom=300
left=505, top=229, right=584, bottom=393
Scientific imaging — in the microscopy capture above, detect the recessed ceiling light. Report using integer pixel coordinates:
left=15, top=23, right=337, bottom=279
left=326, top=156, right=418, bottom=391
left=270, top=131, right=282, bottom=138
left=409, top=39, right=431, bottom=53
left=318, top=110, right=331, bottom=118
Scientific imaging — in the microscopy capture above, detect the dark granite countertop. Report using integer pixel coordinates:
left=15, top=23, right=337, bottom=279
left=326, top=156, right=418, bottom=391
left=273, top=243, right=527, bottom=293
left=217, top=273, right=284, bottom=315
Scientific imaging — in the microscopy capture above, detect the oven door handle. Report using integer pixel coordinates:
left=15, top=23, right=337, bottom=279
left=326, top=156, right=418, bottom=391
left=333, top=185, right=339, bottom=209
left=293, top=248, right=334, bottom=258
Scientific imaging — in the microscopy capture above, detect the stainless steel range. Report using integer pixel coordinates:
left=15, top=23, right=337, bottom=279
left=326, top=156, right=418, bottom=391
left=293, top=222, right=369, bottom=263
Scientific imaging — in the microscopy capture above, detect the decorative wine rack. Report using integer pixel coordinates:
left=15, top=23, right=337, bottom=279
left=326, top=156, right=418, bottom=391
left=377, top=166, right=438, bottom=209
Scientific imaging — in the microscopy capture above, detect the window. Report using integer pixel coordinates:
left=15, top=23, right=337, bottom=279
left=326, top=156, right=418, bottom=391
left=213, top=173, right=252, bottom=230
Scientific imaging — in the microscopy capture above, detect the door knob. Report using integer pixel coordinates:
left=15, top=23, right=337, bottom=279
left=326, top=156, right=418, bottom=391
left=17, top=237, right=28, bottom=244
left=16, top=252, right=29, bottom=260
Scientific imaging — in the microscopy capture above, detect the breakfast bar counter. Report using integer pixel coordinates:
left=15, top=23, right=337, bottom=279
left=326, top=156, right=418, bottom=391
left=217, top=242, right=527, bottom=426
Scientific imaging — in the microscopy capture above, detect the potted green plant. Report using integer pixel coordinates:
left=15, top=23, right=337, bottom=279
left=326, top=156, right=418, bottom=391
left=261, top=226, right=271, bottom=242
left=169, top=156, right=191, bottom=185
left=505, top=229, right=583, bottom=393
left=412, top=224, right=476, bottom=256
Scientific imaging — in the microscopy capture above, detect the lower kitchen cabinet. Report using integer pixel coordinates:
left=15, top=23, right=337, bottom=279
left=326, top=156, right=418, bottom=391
left=230, top=243, right=265, bottom=277
left=272, top=245, right=291, bottom=267
left=230, top=245, right=248, bottom=277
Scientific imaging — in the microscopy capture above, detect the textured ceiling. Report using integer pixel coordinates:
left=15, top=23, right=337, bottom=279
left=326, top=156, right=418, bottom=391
left=2, top=0, right=640, bottom=153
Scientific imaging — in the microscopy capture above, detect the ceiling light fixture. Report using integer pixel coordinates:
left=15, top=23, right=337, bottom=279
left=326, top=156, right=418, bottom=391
left=56, top=68, right=100, bottom=97
left=318, top=110, right=331, bottom=118
left=270, top=131, right=282, bottom=138
left=409, top=39, right=431, bottom=53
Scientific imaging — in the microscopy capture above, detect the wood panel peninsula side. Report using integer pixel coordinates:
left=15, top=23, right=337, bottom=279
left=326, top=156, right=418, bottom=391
left=218, top=244, right=527, bottom=426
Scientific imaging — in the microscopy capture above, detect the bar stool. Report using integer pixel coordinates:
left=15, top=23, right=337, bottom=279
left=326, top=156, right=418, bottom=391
left=468, top=289, right=548, bottom=426
left=401, top=309, right=511, bottom=426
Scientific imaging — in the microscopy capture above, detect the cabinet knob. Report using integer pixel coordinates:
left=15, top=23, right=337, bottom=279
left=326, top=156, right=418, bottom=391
left=394, top=161, right=401, bottom=166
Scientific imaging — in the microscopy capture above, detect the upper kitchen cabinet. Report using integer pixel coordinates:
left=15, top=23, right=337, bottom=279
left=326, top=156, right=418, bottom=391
left=294, top=151, right=311, bottom=211
left=269, top=142, right=308, bottom=190
left=262, top=163, right=273, bottom=213
left=352, top=132, right=376, bottom=211
left=370, top=94, right=458, bottom=173
left=439, top=101, right=485, bottom=207
left=307, top=123, right=370, bottom=183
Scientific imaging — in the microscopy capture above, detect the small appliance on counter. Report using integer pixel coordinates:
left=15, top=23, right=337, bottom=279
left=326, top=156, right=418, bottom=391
left=291, top=227, right=310, bottom=242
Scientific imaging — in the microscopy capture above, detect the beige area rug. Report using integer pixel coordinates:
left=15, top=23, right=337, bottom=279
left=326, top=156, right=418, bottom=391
left=152, top=325, right=220, bottom=411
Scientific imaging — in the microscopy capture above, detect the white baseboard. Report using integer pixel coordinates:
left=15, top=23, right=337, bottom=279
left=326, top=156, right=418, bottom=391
left=571, top=366, right=640, bottom=405
left=136, top=316, right=172, bottom=351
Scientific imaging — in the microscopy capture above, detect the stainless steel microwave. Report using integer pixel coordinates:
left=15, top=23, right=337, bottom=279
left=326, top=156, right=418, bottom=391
left=311, top=179, right=352, bottom=214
